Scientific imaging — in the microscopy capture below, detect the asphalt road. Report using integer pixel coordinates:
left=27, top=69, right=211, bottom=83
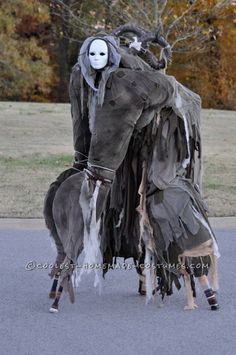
left=0, top=220, right=235, bottom=355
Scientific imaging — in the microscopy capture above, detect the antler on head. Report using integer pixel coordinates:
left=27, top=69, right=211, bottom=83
left=111, top=24, right=172, bottom=69
left=111, top=24, right=146, bottom=39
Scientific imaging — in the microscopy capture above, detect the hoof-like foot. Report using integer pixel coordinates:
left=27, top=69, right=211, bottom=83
left=138, top=279, right=146, bottom=296
left=138, top=282, right=159, bottom=296
left=139, top=289, right=146, bottom=296
left=184, top=303, right=198, bottom=310
left=211, top=304, right=219, bottom=311
left=49, top=306, right=59, bottom=313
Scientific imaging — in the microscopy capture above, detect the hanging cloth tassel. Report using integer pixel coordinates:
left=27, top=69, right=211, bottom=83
left=136, top=160, right=156, bottom=303
left=78, top=177, right=103, bottom=294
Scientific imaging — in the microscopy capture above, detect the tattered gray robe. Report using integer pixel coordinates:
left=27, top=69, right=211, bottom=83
left=64, top=36, right=219, bottom=297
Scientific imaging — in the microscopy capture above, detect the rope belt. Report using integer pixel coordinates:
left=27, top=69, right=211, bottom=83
left=87, top=162, right=116, bottom=173
left=84, top=168, right=113, bottom=184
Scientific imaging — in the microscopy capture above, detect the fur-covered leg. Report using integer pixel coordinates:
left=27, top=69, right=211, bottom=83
left=44, top=168, right=79, bottom=278
left=44, top=169, right=77, bottom=297
left=183, top=273, right=198, bottom=310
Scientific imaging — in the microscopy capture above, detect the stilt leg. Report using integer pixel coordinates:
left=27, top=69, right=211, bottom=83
left=49, top=285, right=63, bottom=313
left=198, top=275, right=219, bottom=310
left=138, top=269, right=159, bottom=295
left=49, top=272, right=60, bottom=299
left=138, top=273, right=146, bottom=296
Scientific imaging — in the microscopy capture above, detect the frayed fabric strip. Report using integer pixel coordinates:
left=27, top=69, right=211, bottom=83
left=78, top=178, right=103, bottom=294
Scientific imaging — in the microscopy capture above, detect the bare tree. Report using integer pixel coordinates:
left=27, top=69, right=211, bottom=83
left=48, top=0, right=235, bottom=88
left=50, top=0, right=233, bottom=57
left=107, top=0, right=234, bottom=53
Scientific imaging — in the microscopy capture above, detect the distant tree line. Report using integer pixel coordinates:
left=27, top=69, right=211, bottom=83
left=0, top=0, right=235, bottom=109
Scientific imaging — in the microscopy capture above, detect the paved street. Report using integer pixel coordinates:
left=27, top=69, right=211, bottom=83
left=0, top=218, right=235, bottom=355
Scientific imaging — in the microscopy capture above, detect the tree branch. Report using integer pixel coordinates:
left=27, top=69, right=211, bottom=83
left=51, top=0, right=94, bottom=33
left=171, top=31, right=198, bottom=49
left=166, top=0, right=196, bottom=39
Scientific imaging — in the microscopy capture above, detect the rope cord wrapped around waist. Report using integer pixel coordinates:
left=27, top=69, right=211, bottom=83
left=84, top=168, right=113, bottom=184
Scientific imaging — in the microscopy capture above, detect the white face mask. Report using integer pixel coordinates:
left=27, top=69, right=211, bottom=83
left=89, top=39, right=108, bottom=70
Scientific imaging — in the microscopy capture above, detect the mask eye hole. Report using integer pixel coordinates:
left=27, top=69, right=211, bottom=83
left=89, top=52, right=95, bottom=56
left=100, top=52, right=106, bottom=56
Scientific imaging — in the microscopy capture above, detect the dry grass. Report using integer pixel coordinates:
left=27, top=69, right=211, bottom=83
left=0, top=102, right=235, bottom=217
left=0, top=102, right=73, bottom=217
left=201, top=109, right=236, bottom=216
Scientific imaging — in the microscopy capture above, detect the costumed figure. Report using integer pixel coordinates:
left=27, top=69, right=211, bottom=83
left=44, top=25, right=220, bottom=313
